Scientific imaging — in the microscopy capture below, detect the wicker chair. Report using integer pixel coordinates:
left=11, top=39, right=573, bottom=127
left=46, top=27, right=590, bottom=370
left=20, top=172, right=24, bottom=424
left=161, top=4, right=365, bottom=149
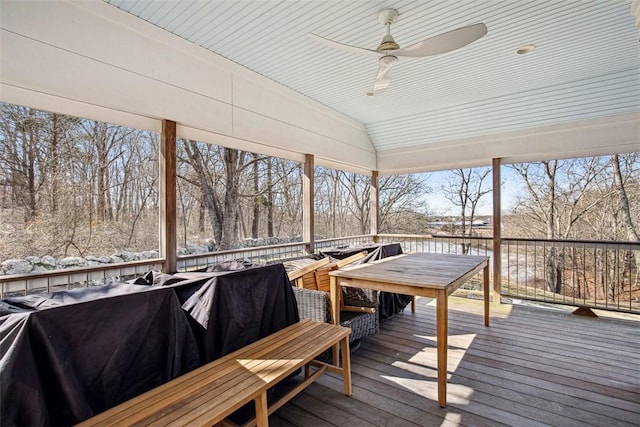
left=288, top=253, right=379, bottom=342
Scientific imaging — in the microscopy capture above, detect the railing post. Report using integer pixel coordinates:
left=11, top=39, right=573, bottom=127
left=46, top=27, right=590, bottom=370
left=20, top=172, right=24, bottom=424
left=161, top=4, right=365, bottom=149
left=303, top=154, right=315, bottom=254
left=160, top=120, right=177, bottom=273
left=492, top=157, right=502, bottom=303
left=371, top=170, right=379, bottom=242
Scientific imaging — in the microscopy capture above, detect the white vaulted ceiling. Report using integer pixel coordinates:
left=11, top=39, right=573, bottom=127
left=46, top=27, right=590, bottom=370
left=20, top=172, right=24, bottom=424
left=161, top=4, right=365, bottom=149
left=1, top=0, right=638, bottom=173
left=103, top=0, right=640, bottom=164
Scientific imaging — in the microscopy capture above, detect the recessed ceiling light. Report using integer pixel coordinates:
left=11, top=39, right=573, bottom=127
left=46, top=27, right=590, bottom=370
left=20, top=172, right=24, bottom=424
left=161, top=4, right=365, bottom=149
left=515, top=44, right=536, bottom=55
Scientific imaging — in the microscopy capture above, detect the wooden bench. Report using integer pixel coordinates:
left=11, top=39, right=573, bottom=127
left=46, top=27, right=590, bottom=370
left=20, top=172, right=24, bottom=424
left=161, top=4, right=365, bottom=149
left=77, top=319, right=351, bottom=427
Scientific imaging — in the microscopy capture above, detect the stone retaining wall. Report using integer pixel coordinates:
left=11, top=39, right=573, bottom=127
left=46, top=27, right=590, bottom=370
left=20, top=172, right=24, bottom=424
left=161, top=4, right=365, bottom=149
left=1, top=236, right=304, bottom=276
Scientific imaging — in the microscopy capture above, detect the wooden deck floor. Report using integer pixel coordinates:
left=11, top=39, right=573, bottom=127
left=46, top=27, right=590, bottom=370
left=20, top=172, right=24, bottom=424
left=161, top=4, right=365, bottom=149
left=269, top=297, right=640, bottom=427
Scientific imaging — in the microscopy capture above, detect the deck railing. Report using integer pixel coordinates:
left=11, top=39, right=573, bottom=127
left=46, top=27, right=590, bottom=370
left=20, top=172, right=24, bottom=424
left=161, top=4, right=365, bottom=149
left=176, top=241, right=308, bottom=271
left=0, top=258, right=164, bottom=297
left=378, top=234, right=639, bottom=314
left=2, top=234, right=638, bottom=314
left=502, top=238, right=640, bottom=313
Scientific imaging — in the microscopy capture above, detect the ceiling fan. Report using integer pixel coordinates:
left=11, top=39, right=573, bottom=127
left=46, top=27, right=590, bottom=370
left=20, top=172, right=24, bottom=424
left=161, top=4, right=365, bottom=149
left=309, top=9, right=487, bottom=96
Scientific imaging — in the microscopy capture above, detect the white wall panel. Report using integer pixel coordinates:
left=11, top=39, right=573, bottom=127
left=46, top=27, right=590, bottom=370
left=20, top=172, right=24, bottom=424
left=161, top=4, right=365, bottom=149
left=0, top=30, right=233, bottom=134
left=232, top=75, right=372, bottom=154
left=1, top=0, right=233, bottom=104
left=0, top=84, right=161, bottom=133
left=232, top=107, right=376, bottom=170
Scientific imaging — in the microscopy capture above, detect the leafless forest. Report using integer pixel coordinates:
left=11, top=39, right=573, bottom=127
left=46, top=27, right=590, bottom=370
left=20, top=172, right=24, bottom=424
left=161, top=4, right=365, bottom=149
left=0, top=103, right=428, bottom=259
left=1, top=103, right=638, bottom=304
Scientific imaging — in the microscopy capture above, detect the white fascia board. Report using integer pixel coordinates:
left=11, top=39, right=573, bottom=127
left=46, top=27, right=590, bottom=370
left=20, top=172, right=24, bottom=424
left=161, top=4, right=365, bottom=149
left=178, top=125, right=376, bottom=175
left=177, top=125, right=306, bottom=164
left=232, top=75, right=374, bottom=162
left=0, top=83, right=161, bottom=133
left=376, top=113, right=640, bottom=175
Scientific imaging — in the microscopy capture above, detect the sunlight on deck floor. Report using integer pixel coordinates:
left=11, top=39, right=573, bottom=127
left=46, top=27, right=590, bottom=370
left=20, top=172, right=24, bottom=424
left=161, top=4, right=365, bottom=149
left=270, top=297, right=640, bottom=427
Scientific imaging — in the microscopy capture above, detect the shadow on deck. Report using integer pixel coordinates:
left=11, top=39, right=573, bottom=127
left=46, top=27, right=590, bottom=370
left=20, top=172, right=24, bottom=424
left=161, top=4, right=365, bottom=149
left=270, top=297, right=640, bottom=427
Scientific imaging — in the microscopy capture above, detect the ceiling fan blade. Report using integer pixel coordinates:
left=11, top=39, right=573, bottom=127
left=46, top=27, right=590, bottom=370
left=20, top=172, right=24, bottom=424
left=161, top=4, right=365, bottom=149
left=393, top=23, right=487, bottom=57
left=367, top=55, right=397, bottom=96
left=308, top=33, right=381, bottom=58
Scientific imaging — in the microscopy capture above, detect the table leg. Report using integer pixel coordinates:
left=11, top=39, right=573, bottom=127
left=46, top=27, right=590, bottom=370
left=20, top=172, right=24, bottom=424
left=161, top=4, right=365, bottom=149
left=411, top=296, right=416, bottom=313
left=341, top=336, right=352, bottom=396
left=436, top=289, right=448, bottom=408
left=483, top=264, right=490, bottom=327
left=329, top=276, right=340, bottom=326
left=330, top=276, right=341, bottom=366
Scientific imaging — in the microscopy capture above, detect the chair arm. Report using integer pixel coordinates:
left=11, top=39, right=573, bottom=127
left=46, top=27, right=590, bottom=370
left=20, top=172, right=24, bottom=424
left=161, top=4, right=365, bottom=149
left=291, top=287, right=331, bottom=323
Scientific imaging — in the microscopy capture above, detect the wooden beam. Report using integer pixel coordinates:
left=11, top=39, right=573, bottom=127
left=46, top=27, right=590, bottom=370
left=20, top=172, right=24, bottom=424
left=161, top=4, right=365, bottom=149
left=160, top=120, right=177, bottom=273
left=371, top=170, right=379, bottom=241
left=303, top=154, right=314, bottom=254
left=492, top=157, right=502, bottom=303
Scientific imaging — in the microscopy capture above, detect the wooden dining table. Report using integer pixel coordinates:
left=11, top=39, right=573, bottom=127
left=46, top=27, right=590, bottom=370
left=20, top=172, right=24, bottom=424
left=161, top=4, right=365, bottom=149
left=329, top=252, right=490, bottom=408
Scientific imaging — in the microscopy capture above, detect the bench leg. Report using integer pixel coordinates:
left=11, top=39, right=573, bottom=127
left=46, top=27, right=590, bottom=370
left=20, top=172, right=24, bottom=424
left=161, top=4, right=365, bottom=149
left=340, top=336, right=352, bottom=396
left=254, top=392, right=268, bottom=427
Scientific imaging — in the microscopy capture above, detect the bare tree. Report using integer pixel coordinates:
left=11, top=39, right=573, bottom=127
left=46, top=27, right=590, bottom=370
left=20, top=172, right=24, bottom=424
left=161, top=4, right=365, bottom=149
left=266, top=157, right=274, bottom=237
left=612, top=154, right=639, bottom=242
left=179, top=140, right=224, bottom=244
left=378, top=174, right=430, bottom=234
left=442, top=168, right=491, bottom=252
left=509, top=158, right=610, bottom=294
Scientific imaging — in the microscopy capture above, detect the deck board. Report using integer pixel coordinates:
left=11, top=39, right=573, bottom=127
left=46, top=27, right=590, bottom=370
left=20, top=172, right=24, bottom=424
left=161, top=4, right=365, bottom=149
left=275, top=297, right=640, bottom=427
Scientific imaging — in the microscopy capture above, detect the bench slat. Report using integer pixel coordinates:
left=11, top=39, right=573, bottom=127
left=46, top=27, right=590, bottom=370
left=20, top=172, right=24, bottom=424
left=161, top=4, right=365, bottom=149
left=78, top=319, right=350, bottom=427
left=147, top=325, right=346, bottom=426
left=79, top=319, right=322, bottom=426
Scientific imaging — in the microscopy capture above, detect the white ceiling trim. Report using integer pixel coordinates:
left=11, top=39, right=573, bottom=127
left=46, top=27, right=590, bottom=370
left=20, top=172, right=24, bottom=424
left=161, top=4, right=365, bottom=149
left=377, top=112, right=640, bottom=174
left=367, top=68, right=640, bottom=150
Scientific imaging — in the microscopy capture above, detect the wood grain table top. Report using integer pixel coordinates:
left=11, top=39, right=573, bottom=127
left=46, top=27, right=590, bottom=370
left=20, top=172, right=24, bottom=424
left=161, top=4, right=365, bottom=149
left=329, top=252, right=489, bottom=290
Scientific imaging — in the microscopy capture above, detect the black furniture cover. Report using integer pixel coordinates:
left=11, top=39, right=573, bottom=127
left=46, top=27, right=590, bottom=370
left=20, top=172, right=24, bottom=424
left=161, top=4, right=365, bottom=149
left=166, top=263, right=300, bottom=363
left=320, top=242, right=403, bottom=260
left=0, top=284, right=200, bottom=426
left=0, top=263, right=301, bottom=426
left=321, top=242, right=412, bottom=320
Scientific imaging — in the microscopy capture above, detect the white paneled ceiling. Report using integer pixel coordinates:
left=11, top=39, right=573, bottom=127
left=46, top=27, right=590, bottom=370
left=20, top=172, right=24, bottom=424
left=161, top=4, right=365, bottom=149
left=104, top=0, right=639, bottom=153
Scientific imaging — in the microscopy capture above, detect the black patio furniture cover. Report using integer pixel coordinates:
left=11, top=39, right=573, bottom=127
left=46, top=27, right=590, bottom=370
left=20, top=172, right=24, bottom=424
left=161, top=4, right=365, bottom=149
left=164, top=263, right=300, bottom=363
left=320, top=242, right=403, bottom=260
left=0, top=284, right=200, bottom=426
left=1, top=263, right=299, bottom=426
left=321, top=242, right=413, bottom=320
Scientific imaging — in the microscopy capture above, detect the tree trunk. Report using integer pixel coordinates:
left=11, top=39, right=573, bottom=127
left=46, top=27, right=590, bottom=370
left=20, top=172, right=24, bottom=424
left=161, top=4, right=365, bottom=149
left=251, top=153, right=260, bottom=238
left=198, top=197, right=206, bottom=233
left=267, top=157, right=274, bottom=237
left=49, top=114, right=60, bottom=214
left=612, top=154, right=639, bottom=287
left=182, top=140, right=222, bottom=243
left=95, top=123, right=108, bottom=223
left=612, top=154, right=639, bottom=241
left=220, top=147, right=243, bottom=250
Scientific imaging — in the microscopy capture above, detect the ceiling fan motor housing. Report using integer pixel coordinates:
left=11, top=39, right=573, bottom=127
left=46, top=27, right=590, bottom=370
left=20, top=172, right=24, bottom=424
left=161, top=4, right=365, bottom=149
left=378, top=34, right=400, bottom=51
left=377, top=9, right=400, bottom=51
